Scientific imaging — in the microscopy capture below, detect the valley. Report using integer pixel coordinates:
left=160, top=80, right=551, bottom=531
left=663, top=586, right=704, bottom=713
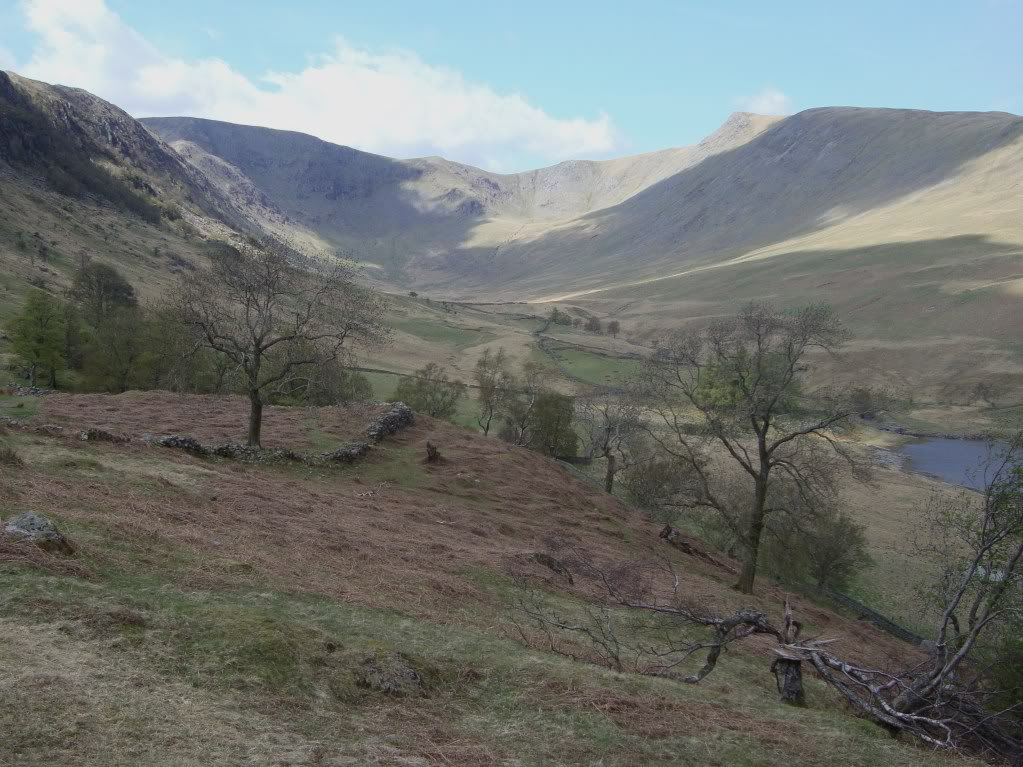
left=1, top=60, right=1022, bottom=766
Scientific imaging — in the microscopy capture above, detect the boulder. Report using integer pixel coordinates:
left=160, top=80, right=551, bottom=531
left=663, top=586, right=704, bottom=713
left=3, top=512, right=74, bottom=555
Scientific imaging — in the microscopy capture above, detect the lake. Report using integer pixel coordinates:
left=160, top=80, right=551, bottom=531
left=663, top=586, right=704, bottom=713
left=897, top=437, right=1010, bottom=491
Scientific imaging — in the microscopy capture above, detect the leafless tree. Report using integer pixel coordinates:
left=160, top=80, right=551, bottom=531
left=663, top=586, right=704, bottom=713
left=473, top=347, right=515, bottom=436
left=178, top=240, right=386, bottom=446
left=578, top=398, right=644, bottom=493
left=643, top=302, right=865, bottom=593
left=502, top=361, right=552, bottom=446
left=517, top=556, right=802, bottom=702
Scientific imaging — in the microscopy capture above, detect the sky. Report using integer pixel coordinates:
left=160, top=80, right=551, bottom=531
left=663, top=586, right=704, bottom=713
left=0, top=0, right=1020, bottom=171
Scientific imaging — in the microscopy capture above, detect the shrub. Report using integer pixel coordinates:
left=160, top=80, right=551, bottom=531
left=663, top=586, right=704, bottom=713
left=392, top=363, right=466, bottom=420
left=0, top=442, right=24, bottom=467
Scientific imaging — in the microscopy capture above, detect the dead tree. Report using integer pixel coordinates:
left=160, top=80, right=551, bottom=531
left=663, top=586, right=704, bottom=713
left=178, top=241, right=386, bottom=446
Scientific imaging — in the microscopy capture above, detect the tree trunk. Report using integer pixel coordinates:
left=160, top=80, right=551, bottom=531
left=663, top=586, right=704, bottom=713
left=247, top=390, right=263, bottom=447
left=735, top=476, right=768, bottom=594
left=604, top=453, right=616, bottom=494
left=771, top=658, right=805, bottom=705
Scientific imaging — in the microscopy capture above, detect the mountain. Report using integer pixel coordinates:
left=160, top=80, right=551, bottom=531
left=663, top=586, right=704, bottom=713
left=139, top=111, right=780, bottom=279
left=2, top=70, right=1022, bottom=402
left=142, top=108, right=1023, bottom=299
left=142, top=105, right=1023, bottom=401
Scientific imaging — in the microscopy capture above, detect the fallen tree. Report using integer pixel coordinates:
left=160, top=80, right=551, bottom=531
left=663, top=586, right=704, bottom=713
left=519, top=437, right=1023, bottom=761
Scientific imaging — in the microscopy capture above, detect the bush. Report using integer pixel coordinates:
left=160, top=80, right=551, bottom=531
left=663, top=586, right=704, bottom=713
left=762, top=508, right=873, bottom=591
left=524, top=391, right=578, bottom=457
left=0, top=441, right=23, bottom=467
left=392, top=363, right=467, bottom=420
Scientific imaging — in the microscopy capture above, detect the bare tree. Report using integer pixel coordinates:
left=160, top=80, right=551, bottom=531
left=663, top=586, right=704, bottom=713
left=579, top=398, right=644, bottom=493
left=473, top=347, right=515, bottom=436
left=179, top=241, right=385, bottom=446
left=643, top=302, right=863, bottom=593
left=517, top=557, right=802, bottom=702
left=502, top=361, right=552, bottom=446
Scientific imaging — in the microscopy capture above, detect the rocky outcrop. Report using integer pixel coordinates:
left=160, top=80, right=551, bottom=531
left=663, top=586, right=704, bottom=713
left=79, top=427, right=130, bottom=443
left=367, top=402, right=415, bottom=442
left=319, top=442, right=371, bottom=464
left=144, top=434, right=209, bottom=455
left=3, top=512, right=74, bottom=555
left=209, top=443, right=302, bottom=462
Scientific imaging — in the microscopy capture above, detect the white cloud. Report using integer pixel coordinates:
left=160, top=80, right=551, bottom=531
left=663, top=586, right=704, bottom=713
left=737, top=86, right=793, bottom=115
left=13, top=0, right=618, bottom=170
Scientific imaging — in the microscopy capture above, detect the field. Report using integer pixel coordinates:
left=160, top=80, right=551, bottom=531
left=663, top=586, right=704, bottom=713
left=0, top=392, right=980, bottom=766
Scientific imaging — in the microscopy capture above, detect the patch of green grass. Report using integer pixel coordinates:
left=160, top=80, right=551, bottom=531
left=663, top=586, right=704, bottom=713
left=363, top=370, right=402, bottom=401
left=0, top=395, right=38, bottom=420
left=389, top=315, right=498, bottom=349
left=552, top=347, right=644, bottom=387
left=354, top=445, right=429, bottom=488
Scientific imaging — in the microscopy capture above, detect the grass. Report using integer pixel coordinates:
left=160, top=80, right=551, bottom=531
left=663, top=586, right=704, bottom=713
left=389, top=314, right=499, bottom=349
left=0, top=403, right=990, bottom=766
left=550, top=347, right=645, bottom=387
left=0, top=554, right=978, bottom=767
left=0, top=394, right=39, bottom=420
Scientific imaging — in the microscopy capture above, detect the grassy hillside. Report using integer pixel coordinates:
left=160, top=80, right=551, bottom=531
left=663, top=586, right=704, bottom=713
left=0, top=392, right=977, bottom=766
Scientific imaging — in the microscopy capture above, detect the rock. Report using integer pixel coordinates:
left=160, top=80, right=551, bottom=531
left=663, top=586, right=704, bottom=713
left=79, top=427, right=129, bottom=443
left=12, top=386, right=52, bottom=397
left=319, top=442, right=371, bottom=463
left=3, top=512, right=74, bottom=555
left=146, top=434, right=210, bottom=456
left=367, top=402, right=415, bottom=442
left=210, top=443, right=301, bottom=463
left=355, top=652, right=429, bottom=697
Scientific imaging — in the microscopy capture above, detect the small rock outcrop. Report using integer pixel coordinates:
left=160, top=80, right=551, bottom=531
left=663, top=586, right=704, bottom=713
left=79, top=427, right=130, bottom=443
left=210, top=443, right=301, bottom=463
left=319, top=442, right=371, bottom=464
left=367, top=402, right=415, bottom=442
left=3, top=512, right=75, bottom=555
left=144, top=434, right=209, bottom=455
left=355, top=653, right=429, bottom=697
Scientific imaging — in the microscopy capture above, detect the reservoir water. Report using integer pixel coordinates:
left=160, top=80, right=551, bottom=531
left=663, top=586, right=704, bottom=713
left=897, top=437, right=1010, bottom=491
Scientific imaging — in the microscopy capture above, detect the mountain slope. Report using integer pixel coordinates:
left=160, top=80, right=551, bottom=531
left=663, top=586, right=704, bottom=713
left=140, top=111, right=780, bottom=277
left=142, top=107, right=1023, bottom=300
left=2, top=71, right=1022, bottom=403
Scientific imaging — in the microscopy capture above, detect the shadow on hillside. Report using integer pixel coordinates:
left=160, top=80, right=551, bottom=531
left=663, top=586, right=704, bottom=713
left=143, top=116, right=491, bottom=278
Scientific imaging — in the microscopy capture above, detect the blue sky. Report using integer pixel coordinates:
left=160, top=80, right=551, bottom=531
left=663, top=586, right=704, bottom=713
left=1, top=0, right=1020, bottom=170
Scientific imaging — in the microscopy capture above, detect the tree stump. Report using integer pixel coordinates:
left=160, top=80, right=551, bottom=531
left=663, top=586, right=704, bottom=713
left=772, top=600, right=806, bottom=705
left=771, top=655, right=806, bottom=706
